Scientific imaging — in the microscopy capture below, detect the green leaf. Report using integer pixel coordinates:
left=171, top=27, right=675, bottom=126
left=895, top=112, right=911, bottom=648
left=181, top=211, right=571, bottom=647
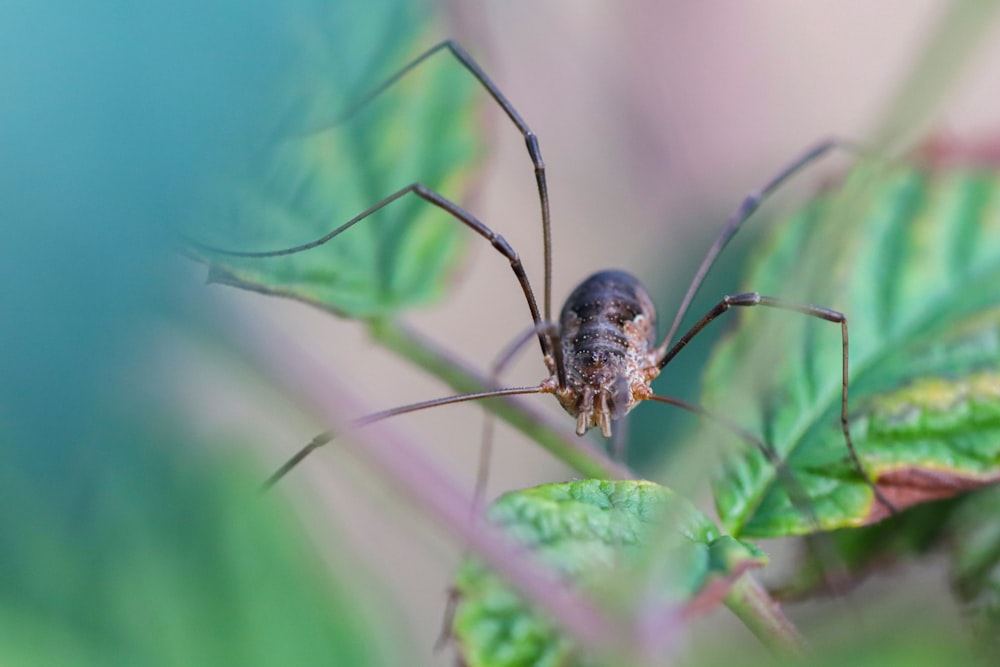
left=188, top=4, right=483, bottom=319
left=3, top=2, right=418, bottom=664
left=820, top=485, right=1000, bottom=655
left=0, top=420, right=398, bottom=667
left=768, top=499, right=957, bottom=599
left=702, top=160, right=1000, bottom=538
left=451, top=480, right=766, bottom=667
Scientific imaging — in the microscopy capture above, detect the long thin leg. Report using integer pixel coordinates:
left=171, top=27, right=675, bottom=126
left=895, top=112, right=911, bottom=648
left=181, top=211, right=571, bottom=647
left=319, top=40, right=553, bottom=323
left=647, top=394, right=823, bottom=529
left=261, top=385, right=545, bottom=492
left=658, top=138, right=865, bottom=355
left=473, top=322, right=565, bottom=509
left=657, top=292, right=895, bottom=514
left=646, top=393, right=852, bottom=590
left=190, top=182, right=553, bottom=361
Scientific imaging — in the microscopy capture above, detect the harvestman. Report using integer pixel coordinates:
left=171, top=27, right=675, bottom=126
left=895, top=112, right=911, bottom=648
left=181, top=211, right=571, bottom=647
left=195, top=41, right=895, bottom=517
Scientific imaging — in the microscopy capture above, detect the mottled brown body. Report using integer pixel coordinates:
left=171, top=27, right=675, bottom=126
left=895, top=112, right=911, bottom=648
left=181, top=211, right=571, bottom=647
left=541, top=270, right=662, bottom=436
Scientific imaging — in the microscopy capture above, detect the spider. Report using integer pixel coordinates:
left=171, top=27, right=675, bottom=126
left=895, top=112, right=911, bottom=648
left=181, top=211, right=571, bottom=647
left=191, top=41, right=895, bottom=520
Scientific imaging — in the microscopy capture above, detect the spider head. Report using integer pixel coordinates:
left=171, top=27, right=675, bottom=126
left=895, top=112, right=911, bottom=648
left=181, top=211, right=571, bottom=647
left=555, top=370, right=634, bottom=438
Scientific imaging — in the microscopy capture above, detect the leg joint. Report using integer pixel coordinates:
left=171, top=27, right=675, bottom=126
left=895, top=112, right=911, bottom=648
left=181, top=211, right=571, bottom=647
left=727, top=292, right=762, bottom=307
left=491, top=233, right=516, bottom=260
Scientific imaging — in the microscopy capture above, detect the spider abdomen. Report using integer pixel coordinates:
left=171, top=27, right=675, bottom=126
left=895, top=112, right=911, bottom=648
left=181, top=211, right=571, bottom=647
left=555, top=270, right=660, bottom=435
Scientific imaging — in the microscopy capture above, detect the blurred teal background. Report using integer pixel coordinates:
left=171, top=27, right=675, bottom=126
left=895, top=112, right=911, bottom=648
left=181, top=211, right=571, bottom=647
left=0, top=2, right=297, bottom=452
left=0, top=2, right=409, bottom=664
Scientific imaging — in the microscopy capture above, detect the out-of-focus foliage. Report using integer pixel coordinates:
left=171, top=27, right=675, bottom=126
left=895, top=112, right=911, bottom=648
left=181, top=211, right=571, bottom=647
left=0, top=1, right=459, bottom=664
left=948, top=484, right=1000, bottom=652
left=188, top=9, right=482, bottom=319
left=0, top=425, right=395, bottom=667
left=452, top=480, right=766, bottom=667
left=702, top=161, right=1000, bottom=539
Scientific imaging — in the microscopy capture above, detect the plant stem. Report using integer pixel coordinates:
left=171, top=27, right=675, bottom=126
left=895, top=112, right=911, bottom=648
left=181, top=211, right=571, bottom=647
left=226, top=301, right=628, bottom=655
left=367, top=317, right=634, bottom=480
left=724, top=574, right=809, bottom=659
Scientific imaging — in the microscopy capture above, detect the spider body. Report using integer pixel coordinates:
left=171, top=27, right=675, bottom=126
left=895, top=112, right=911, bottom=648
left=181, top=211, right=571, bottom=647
left=545, top=270, right=660, bottom=437
left=198, top=40, right=891, bottom=517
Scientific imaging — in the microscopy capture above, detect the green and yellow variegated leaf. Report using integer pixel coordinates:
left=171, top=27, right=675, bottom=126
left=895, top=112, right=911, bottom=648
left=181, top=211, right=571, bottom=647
left=703, top=161, right=1000, bottom=538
